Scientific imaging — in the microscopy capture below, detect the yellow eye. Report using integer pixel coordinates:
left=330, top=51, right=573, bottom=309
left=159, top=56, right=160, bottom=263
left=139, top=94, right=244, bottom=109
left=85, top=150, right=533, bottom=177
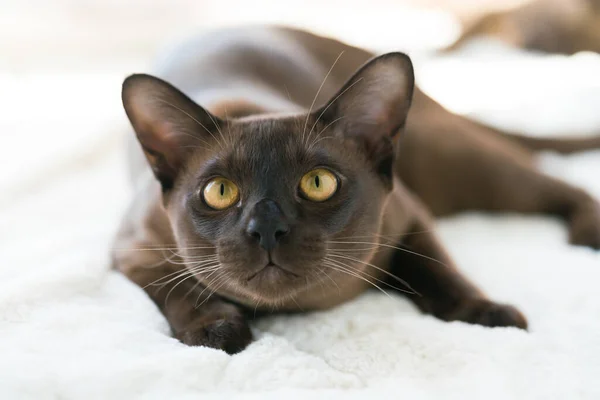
left=299, top=168, right=338, bottom=202
left=202, top=177, right=239, bottom=210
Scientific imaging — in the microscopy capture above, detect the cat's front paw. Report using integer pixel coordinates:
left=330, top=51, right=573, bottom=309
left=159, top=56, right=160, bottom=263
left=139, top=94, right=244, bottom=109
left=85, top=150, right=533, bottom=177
left=175, top=313, right=253, bottom=354
left=450, top=299, right=528, bottom=330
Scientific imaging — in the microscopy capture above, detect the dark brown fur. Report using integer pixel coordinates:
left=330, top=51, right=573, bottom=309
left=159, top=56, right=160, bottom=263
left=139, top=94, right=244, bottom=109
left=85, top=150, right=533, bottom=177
left=113, top=26, right=600, bottom=353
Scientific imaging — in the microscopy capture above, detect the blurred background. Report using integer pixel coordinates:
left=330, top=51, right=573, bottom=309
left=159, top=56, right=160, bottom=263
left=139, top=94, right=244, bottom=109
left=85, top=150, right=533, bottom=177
left=2, top=0, right=533, bottom=71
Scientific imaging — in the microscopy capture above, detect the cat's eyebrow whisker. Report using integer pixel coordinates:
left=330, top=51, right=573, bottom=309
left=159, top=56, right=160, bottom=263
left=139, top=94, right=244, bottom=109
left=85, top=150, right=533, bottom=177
left=325, top=252, right=419, bottom=295
left=157, top=99, right=223, bottom=150
left=223, top=107, right=234, bottom=148
left=327, top=240, right=447, bottom=267
left=303, top=51, right=345, bottom=145
left=283, top=87, right=307, bottom=136
left=308, top=135, right=334, bottom=150
left=323, top=256, right=416, bottom=295
left=166, top=128, right=213, bottom=148
left=204, top=107, right=228, bottom=150
left=307, top=115, right=345, bottom=150
left=305, top=77, right=363, bottom=146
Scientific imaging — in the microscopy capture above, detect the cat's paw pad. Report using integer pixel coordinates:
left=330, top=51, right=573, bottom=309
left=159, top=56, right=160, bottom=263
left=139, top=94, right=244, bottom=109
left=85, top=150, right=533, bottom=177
left=453, top=299, right=528, bottom=330
left=569, top=202, right=600, bottom=250
left=175, top=314, right=252, bottom=354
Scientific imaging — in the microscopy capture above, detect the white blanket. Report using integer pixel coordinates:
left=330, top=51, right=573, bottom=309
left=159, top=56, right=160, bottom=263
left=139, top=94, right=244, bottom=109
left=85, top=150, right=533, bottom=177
left=1, top=40, right=599, bottom=399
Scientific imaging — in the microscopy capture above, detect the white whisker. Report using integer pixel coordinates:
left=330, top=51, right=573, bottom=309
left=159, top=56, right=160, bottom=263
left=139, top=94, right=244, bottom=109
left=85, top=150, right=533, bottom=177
left=324, top=256, right=416, bottom=295
left=327, top=240, right=446, bottom=267
left=303, top=51, right=345, bottom=145
left=307, top=116, right=345, bottom=150
left=322, top=260, right=396, bottom=300
left=157, top=99, right=223, bottom=149
left=326, top=252, right=418, bottom=295
left=305, top=77, right=363, bottom=146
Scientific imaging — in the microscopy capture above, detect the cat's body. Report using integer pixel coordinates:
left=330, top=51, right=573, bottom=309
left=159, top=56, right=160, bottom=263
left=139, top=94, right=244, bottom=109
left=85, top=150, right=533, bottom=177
left=446, top=0, right=600, bottom=54
left=114, top=26, right=600, bottom=353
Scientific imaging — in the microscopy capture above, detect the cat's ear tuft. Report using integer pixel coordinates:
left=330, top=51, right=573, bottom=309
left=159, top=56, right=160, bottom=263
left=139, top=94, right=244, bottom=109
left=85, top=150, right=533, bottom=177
left=122, top=74, right=224, bottom=191
left=315, top=53, right=414, bottom=182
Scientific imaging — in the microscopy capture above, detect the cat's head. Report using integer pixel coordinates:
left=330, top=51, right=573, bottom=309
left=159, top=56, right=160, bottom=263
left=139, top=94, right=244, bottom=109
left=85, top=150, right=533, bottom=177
left=122, top=53, right=414, bottom=306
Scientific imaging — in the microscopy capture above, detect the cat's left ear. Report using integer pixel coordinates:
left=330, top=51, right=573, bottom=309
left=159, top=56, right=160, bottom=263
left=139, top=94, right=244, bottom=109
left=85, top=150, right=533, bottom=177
left=122, top=74, right=224, bottom=192
left=314, top=52, right=414, bottom=182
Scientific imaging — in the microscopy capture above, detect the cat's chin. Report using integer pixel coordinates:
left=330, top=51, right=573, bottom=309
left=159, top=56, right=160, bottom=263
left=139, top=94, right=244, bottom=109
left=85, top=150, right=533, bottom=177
left=246, top=263, right=299, bottom=283
left=237, top=263, right=308, bottom=304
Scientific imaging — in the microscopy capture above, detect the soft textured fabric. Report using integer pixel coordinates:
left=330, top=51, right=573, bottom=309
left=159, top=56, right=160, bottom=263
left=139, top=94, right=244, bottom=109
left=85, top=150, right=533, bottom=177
left=1, top=40, right=599, bottom=399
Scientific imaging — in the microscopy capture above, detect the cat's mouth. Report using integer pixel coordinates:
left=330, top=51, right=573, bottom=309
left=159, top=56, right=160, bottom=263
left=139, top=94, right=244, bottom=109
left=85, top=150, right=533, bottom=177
left=246, top=262, right=299, bottom=282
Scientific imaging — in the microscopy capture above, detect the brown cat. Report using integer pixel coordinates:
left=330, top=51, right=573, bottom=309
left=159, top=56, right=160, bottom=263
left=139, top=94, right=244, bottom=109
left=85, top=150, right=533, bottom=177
left=113, top=26, right=600, bottom=354
left=446, top=0, right=600, bottom=54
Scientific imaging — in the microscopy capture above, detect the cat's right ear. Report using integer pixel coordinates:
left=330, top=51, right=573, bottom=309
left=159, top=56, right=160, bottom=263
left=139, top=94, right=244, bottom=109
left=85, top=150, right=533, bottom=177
left=312, top=53, right=414, bottom=186
left=122, top=74, right=224, bottom=191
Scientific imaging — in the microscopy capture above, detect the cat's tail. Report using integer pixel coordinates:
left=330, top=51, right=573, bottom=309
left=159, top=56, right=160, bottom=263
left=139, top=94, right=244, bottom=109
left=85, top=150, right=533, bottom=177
left=476, top=121, right=600, bottom=154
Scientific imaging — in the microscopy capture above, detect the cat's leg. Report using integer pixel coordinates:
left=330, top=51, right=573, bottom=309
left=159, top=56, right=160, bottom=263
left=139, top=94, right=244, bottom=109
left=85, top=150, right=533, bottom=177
left=387, top=213, right=528, bottom=329
left=399, top=119, right=600, bottom=249
left=114, top=249, right=252, bottom=353
left=463, top=164, right=600, bottom=249
left=465, top=150, right=600, bottom=249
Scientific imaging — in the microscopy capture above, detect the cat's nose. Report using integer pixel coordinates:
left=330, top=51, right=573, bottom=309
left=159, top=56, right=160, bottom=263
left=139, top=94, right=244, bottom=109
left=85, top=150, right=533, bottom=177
left=246, top=199, right=290, bottom=252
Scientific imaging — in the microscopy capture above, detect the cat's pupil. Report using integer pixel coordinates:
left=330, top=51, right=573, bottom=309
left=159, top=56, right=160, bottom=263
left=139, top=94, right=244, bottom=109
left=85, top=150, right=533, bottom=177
left=315, top=175, right=320, bottom=188
left=220, top=183, right=225, bottom=196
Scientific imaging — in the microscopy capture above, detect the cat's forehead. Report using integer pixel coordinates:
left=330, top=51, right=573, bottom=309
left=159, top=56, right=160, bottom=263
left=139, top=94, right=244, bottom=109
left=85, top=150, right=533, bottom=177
left=215, top=115, right=338, bottom=180
left=235, top=115, right=304, bottom=138
left=231, top=116, right=308, bottom=159
left=183, top=114, right=347, bottom=185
